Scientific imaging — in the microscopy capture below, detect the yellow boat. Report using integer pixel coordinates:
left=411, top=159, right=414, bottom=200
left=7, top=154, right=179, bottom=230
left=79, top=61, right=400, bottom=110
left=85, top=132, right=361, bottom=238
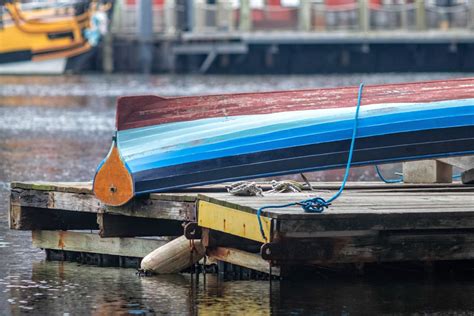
left=0, top=0, right=110, bottom=74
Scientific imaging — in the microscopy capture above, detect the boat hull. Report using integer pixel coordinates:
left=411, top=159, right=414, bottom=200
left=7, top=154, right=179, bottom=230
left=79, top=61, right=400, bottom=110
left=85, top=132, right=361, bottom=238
left=0, top=58, right=66, bottom=74
left=93, top=78, right=474, bottom=206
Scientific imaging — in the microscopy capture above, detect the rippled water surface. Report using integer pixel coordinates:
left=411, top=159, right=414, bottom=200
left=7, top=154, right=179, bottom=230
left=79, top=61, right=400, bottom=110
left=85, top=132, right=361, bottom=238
left=1, top=73, right=474, bottom=315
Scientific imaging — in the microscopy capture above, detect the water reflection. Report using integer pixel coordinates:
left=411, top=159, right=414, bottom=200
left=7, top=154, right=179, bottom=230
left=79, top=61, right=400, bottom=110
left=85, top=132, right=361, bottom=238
left=2, top=261, right=474, bottom=315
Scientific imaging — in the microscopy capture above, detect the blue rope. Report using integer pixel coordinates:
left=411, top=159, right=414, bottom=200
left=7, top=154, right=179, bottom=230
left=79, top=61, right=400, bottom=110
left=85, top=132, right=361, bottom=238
left=256, top=83, right=365, bottom=241
left=375, top=165, right=462, bottom=183
left=375, top=165, right=403, bottom=183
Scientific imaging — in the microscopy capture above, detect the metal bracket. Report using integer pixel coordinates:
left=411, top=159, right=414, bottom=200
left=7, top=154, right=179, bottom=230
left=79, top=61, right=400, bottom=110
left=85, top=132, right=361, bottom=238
left=184, top=222, right=202, bottom=240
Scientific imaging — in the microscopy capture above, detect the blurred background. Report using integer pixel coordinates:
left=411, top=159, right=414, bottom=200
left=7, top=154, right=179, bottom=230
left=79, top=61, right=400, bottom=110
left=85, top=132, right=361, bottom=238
left=2, top=0, right=474, bottom=74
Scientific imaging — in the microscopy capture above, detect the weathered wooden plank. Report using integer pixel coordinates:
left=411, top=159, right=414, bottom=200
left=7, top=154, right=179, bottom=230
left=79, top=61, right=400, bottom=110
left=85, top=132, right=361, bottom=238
left=261, top=231, right=474, bottom=263
left=10, top=181, right=93, bottom=194
left=10, top=188, right=103, bottom=213
left=105, top=197, right=196, bottom=221
left=277, top=212, right=474, bottom=237
left=207, top=247, right=280, bottom=276
left=199, top=190, right=474, bottom=219
left=97, top=213, right=184, bottom=237
left=10, top=185, right=197, bottom=221
left=32, top=230, right=167, bottom=258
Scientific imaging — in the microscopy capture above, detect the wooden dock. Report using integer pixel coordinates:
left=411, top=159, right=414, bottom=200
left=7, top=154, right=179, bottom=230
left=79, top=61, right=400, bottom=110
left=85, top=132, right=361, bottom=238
left=9, top=181, right=474, bottom=278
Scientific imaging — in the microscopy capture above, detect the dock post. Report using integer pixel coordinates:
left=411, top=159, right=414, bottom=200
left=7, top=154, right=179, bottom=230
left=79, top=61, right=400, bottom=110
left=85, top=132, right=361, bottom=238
left=358, top=0, right=370, bottom=32
left=102, top=32, right=114, bottom=73
left=164, top=0, right=177, bottom=34
left=415, top=0, right=426, bottom=31
left=298, top=0, right=311, bottom=31
left=194, top=0, right=205, bottom=32
left=185, top=0, right=195, bottom=31
left=239, top=0, right=252, bottom=31
left=137, top=0, right=154, bottom=73
left=403, top=160, right=453, bottom=184
left=470, top=1, right=474, bottom=30
left=400, top=0, right=408, bottom=30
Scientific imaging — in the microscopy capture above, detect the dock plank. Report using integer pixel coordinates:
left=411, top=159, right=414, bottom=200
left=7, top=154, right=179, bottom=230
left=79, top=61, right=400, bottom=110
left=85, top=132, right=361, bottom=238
left=32, top=230, right=167, bottom=258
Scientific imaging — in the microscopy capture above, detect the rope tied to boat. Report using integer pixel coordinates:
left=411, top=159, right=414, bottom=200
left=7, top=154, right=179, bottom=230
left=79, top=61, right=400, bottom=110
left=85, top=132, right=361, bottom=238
left=256, top=83, right=365, bottom=242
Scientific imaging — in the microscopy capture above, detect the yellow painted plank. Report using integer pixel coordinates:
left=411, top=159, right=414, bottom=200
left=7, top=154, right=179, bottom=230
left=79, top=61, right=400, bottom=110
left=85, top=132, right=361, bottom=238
left=198, top=200, right=271, bottom=243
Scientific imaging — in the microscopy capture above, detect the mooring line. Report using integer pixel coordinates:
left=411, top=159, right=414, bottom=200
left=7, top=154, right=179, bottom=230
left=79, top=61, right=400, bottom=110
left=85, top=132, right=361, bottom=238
left=256, top=83, right=365, bottom=241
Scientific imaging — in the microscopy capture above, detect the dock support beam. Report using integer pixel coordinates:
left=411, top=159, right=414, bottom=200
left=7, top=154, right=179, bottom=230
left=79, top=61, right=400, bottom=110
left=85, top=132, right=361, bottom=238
left=137, top=0, right=154, bottom=73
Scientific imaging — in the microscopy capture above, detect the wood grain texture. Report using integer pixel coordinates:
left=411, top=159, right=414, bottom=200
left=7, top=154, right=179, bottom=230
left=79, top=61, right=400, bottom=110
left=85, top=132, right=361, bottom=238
left=261, top=231, right=474, bottom=263
left=116, top=78, right=474, bottom=130
left=32, top=230, right=167, bottom=258
left=93, top=145, right=133, bottom=206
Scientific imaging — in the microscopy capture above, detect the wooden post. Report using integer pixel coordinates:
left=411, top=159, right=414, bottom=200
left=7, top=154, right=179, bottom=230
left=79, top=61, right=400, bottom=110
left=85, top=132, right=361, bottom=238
left=164, top=0, right=176, bottom=34
left=137, top=0, right=154, bottom=73
left=470, top=1, right=474, bottom=30
left=403, top=160, right=453, bottom=184
left=239, top=0, right=252, bottom=32
left=415, top=0, right=426, bottom=31
left=185, top=0, right=195, bottom=31
left=400, top=0, right=408, bottom=30
left=140, top=235, right=205, bottom=274
left=298, top=0, right=311, bottom=31
left=102, top=32, right=114, bottom=73
left=194, top=0, right=205, bottom=32
left=359, top=0, right=370, bottom=32
left=217, top=0, right=233, bottom=31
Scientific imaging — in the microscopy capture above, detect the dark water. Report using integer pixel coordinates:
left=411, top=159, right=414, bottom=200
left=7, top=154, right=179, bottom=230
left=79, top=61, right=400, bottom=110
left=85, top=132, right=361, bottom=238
left=1, top=73, right=474, bottom=315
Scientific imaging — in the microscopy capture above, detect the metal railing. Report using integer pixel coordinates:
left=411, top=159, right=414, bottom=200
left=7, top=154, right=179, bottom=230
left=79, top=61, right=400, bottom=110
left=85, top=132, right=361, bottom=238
left=111, top=0, right=474, bottom=35
left=112, top=3, right=179, bottom=34
left=194, top=2, right=235, bottom=32
left=425, top=0, right=473, bottom=29
left=311, top=2, right=360, bottom=31
left=369, top=1, right=418, bottom=30
left=250, top=5, right=299, bottom=31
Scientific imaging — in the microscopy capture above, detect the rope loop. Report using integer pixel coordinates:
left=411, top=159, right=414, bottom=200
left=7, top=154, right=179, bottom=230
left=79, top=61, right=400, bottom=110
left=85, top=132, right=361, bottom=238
left=298, top=197, right=331, bottom=213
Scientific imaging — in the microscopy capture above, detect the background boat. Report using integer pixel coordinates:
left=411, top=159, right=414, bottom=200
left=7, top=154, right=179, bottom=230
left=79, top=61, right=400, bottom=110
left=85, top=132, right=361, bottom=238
left=0, top=0, right=111, bottom=74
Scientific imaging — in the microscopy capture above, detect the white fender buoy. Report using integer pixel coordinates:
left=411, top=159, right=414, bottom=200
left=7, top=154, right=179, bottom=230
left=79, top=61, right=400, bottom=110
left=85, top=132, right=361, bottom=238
left=140, top=236, right=205, bottom=274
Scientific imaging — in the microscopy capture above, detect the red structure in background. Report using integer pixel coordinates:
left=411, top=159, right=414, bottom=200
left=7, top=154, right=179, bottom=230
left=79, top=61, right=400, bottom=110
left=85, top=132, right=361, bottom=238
left=125, top=0, right=164, bottom=5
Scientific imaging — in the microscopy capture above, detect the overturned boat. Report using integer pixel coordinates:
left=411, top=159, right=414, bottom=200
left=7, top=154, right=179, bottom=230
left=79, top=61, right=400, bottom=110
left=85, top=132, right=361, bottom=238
left=93, top=78, right=474, bottom=206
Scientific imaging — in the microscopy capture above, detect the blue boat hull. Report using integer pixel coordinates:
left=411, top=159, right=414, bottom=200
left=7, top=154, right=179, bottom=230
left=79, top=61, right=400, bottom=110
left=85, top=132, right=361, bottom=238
left=93, top=82, right=474, bottom=206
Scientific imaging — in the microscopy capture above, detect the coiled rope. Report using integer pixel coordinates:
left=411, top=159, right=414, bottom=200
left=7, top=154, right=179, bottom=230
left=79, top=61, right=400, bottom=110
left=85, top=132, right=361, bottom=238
left=256, top=83, right=365, bottom=241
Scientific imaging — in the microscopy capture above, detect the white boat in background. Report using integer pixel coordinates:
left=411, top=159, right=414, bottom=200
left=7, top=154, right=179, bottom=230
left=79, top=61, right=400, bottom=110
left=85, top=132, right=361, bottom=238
left=0, top=58, right=67, bottom=75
